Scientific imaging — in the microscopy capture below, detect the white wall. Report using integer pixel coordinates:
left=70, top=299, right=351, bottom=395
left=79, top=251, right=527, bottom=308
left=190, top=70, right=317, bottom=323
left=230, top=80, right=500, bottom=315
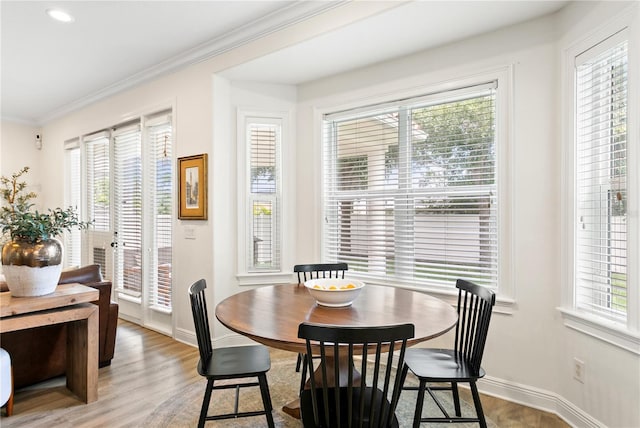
left=0, top=121, right=40, bottom=277
left=297, top=2, right=563, bottom=410
left=295, top=3, right=638, bottom=427
left=1, top=0, right=396, bottom=345
left=1, top=2, right=638, bottom=427
left=0, top=121, right=41, bottom=207
left=555, top=2, right=640, bottom=427
left=209, top=77, right=298, bottom=343
left=31, top=63, right=216, bottom=339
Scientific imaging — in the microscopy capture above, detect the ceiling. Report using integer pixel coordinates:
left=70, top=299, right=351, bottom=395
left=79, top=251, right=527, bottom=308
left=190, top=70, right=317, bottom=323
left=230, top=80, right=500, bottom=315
left=1, top=1, right=568, bottom=126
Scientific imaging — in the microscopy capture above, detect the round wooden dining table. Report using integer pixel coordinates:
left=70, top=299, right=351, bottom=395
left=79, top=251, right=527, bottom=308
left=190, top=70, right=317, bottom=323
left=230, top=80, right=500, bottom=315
left=215, top=283, right=457, bottom=354
left=215, top=283, right=458, bottom=418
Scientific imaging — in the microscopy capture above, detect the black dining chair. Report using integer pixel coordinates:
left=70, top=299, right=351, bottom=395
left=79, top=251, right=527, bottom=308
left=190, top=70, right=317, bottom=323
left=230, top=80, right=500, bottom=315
left=294, top=263, right=349, bottom=284
left=400, top=279, right=496, bottom=428
left=298, top=322, right=414, bottom=428
left=293, top=263, right=349, bottom=390
left=189, top=279, right=275, bottom=428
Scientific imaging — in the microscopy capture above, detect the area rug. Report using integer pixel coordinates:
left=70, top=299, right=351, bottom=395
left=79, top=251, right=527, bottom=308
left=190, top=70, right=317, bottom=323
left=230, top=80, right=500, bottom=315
left=145, top=349, right=497, bottom=427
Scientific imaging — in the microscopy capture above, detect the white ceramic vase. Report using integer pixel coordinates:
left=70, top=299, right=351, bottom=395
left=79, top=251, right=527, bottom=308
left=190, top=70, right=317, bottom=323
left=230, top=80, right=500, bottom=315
left=1, top=238, right=63, bottom=297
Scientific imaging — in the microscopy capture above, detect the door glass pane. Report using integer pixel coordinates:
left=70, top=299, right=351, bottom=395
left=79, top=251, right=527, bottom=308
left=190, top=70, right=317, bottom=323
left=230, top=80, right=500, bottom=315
left=148, top=121, right=173, bottom=310
left=114, top=128, right=143, bottom=297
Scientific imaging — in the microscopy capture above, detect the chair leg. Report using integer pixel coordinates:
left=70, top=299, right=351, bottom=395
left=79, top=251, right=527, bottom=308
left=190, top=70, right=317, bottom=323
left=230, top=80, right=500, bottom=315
left=399, top=363, right=424, bottom=428
left=413, top=379, right=427, bottom=428
left=451, top=381, right=461, bottom=416
left=470, top=381, right=487, bottom=428
left=258, top=374, right=275, bottom=428
left=198, top=379, right=214, bottom=428
left=400, top=363, right=409, bottom=387
left=296, top=353, right=302, bottom=372
left=299, top=354, right=308, bottom=393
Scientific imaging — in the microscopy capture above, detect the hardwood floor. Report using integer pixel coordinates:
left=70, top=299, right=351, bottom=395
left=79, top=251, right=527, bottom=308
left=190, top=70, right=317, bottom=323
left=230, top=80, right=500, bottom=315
left=458, top=389, right=569, bottom=428
left=1, top=320, right=570, bottom=427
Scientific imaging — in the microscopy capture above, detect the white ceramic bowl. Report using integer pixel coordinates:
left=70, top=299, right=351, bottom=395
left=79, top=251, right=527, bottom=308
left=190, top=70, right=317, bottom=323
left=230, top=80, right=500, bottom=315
left=304, top=279, right=365, bottom=307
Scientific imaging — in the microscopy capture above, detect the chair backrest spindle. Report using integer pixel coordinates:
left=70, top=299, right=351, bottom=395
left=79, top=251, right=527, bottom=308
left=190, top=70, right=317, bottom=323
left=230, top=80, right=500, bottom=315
left=453, top=279, right=496, bottom=375
left=189, top=279, right=213, bottom=365
left=299, top=322, right=414, bottom=428
left=294, top=263, right=348, bottom=284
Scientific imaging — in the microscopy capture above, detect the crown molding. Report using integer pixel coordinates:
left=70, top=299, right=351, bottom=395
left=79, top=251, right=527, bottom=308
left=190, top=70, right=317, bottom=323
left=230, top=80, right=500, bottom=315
left=0, top=115, right=39, bottom=127
left=37, top=1, right=348, bottom=125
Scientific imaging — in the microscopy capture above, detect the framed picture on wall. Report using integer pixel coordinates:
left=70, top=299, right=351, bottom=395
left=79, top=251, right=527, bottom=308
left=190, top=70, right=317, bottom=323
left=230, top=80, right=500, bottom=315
left=178, top=154, right=208, bottom=220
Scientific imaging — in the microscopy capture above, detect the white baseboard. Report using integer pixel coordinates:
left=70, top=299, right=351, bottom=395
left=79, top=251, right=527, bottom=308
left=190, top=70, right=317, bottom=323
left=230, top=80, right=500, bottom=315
left=118, top=312, right=141, bottom=325
left=174, top=327, right=258, bottom=349
left=174, top=326, right=197, bottom=347
left=478, top=376, right=605, bottom=428
left=212, top=333, right=263, bottom=348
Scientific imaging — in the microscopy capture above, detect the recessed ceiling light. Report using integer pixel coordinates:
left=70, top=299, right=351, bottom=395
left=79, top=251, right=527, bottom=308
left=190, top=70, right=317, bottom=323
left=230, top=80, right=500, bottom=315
left=46, top=8, right=75, bottom=23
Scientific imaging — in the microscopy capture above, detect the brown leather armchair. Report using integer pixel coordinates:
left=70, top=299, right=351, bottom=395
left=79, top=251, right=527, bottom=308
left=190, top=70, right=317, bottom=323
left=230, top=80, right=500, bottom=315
left=0, top=264, right=119, bottom=389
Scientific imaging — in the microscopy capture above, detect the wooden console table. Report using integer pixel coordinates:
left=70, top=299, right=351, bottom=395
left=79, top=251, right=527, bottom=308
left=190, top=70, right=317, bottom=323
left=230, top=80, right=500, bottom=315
left=0, top=283, right=99, bottom=403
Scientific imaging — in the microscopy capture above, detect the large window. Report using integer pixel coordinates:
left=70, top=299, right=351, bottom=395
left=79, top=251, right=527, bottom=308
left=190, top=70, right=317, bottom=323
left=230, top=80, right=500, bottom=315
left=85, top=131, right=111, bottom=233
left=146, top=115, right=174, bottom=309
left=563, top=20, right=639, bottom=351
left=574, top=33, right=629, bottom=322
left=246, top=118, right=281, bottom=272
left=323, top=82, right=502, bottom=292
left=113, top=123, right=143, bottom=297
left=237, top=108, right=293, bottom=285
left=84, top=131, right=112, bottom=275
left=64, top=138, right=82, bottom=268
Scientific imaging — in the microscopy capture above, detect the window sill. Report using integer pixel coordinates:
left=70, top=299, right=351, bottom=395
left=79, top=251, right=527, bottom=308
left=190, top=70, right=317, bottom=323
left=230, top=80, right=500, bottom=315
left=237, top=272, right=294, bottom=286
left=117, top=290, right=141, bottom=303
left=410, top=287, right=515, bottom=315
left=150, top=304, right=172, bottom=315
left=558, top=307, right=640, bottom=355
left=354, top=279, right=515, bottom=315
left=236, top=273, right=515, bottom=314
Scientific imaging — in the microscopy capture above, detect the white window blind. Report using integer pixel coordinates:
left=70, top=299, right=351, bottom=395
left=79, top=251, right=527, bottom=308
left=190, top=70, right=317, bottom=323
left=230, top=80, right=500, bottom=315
left=77, top=109, right=175, bottom=326
left=323, top=83, right=498, bottom=290
left=248, top=120, right=281, bottom=271
left=85, top=131, right=110, bottom=231
left=146, top=114, right=173, bottom=310
left=575, top=36, right=628, bottom=321
left=64, top=139, right=81, bottom=268
left=113, top=123, right=143, bottom=297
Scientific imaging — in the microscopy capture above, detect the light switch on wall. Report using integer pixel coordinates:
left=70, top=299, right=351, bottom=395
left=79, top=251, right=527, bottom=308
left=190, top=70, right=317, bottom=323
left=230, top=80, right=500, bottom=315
left=184, top=227, right=196, bottom=240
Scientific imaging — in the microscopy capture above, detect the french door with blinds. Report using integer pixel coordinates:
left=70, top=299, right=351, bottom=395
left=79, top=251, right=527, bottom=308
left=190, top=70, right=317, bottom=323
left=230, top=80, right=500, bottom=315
left=84, top=112, right=174, bottom=334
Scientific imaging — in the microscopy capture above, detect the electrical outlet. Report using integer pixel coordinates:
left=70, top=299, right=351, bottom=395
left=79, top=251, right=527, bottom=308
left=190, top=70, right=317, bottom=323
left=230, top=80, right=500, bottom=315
left=573, top=357, right=585, bottom=383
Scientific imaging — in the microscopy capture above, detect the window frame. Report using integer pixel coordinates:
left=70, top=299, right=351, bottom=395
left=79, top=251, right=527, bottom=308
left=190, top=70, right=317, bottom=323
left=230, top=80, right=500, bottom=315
left=316, top=68, right=514, bottom=307
left=63, top=138, right=82, bottom=268
left=144, top=113, right=175, bottom=312
left=112, top=122, right=144, bottom=300
left=560, top=11, right=640, bottom=354
left=64, top=108, right=176, bottom=319
left=236, top=109, right=293, bottom=285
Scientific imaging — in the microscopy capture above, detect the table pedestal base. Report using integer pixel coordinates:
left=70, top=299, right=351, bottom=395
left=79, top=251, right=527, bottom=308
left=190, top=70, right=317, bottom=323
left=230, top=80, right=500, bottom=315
left=282, top=354, right=361, bottom=420
left=282, top=400, right=301, bottom=419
